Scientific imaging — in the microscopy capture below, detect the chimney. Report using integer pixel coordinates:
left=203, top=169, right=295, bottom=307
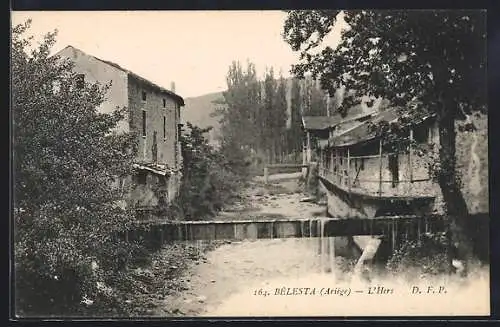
left=170, top=81, right=176, bottom=93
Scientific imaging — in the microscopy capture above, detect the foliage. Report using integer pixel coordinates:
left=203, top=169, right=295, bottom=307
left=286, top=78, right=304, bottom=156
left=90, top=242, right=211, bottom=317
left=302, top=76, right=328, bottom=117
left=284, top=10, right=486, bottom=117
left=215, top=61, right=261, bottom=153
left=215, top=61, right=329, bottom=168
left=213, top=59, right=333, bottom=168
left=283, top=10, right=487, bottom=270
left=310, top=165, right=320, bottom=197
left=387, top=232, right=450, bottom=278
left=12, top=20, right=141, bottom=316
left=176, top=122, right=245, bottom=220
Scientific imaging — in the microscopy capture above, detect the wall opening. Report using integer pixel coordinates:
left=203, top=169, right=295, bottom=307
left=388, top=154, right=399, bottom=187
left=142, top=110, right=147, bottom=137
left=163, top=116, right=166, bottom=140
left=414, top=125, right=429, bottom=144
left=136, top=171, right=147, bottom=185
left=152, top=131, right=158, bottom=163
left=374, top=202, right=413, bottom=217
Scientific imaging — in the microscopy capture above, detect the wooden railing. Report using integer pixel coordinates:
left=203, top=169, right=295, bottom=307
left=317, top=153, right=433, bottom=198
left=263, top=163, right=308, bottom=184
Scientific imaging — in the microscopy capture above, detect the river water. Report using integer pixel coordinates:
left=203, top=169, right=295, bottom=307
left=157, top=237, right=489, bottom=317
left=156, top=176, right=490, bottom=317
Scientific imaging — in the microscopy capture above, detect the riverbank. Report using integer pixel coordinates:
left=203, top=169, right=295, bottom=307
left=150, top=173, right=329, bottom=316
left=130, top=174, right=489, bottom=317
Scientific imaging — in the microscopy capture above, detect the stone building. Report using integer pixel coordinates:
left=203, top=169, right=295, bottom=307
left=54, top=45, right=185, bottom=213
left=303, top=103, right=488, bottom=262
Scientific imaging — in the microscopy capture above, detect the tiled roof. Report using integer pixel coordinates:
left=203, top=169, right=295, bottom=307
left=330, top=107, right=434, bottom=147
left=57, top=45, right=185, bottom=106
left=302, top=102, right=372, bottom=131
left=302, top=116, right=341, bottom=130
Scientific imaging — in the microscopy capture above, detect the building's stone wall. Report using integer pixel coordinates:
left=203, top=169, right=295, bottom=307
left=124, top=171, right=182, bottom=208
left=128, top=77, right=180, bottom=169
left=322, top=113, right=488, bottom=221
left=323, top=150, right=439, bottom=199
left=55, top=46, right=130, bottom=133
left=455, top=112, right=488, bottom=214
left=319, top=113, right=488, bottom=261
left=55, top=46, right=184, bottom=213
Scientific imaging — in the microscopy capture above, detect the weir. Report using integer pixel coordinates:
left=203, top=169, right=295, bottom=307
left=124, top=215, right=447, bottom=243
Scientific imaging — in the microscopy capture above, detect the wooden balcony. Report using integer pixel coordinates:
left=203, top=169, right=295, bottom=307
left=317, top=164, right=436, bottom=201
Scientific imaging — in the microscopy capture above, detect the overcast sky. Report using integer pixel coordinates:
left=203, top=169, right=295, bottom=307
left=12, top=11, right=345, bottom=98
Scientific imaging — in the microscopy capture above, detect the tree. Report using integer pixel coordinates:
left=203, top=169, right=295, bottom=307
left=12, top=20, right=138, bottom=315
left=283, top=10, right=487, bottom=274
left=286, top=78, right=304, bottom=157
left=308, top=77, right=329, bottom=116
left=177, top=123, right=245, bottom=220
left=218, top=61, right=261, bottom=153
left=273, top=74, right=289, bottom=162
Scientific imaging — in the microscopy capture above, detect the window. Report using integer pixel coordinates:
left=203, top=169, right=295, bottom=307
left=177, top=123, right=182, bottom=142
left=163, top=116, right=166, bottom=140
left=388, top=154, right=399, bottom=188
left=141, top=91, right=147, bottom=102
left=428, top=126, right=436, bottom=144
left=137, top=171, right=147, bottom=185
left=75, top=74, right=85, bottom=89
left=142, top=110, right=147, bottom=137
left=163, top=99, right=166, bottom=108
left=152, top=131, right=158, bottom=162
left=413, top=125, right=429, bottom=144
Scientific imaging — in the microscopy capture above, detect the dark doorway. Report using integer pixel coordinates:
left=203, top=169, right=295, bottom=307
left=388, top=154, right=399, bottom=187
left=152, top=131, right=158, bottom=163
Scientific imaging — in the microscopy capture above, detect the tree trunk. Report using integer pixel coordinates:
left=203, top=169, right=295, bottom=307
left=437, top=109, right=473, bottom=275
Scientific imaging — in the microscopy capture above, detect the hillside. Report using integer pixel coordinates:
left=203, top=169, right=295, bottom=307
left=182, top=91, right=225, bottom=145
left=181, top=80, right=385, bottom=147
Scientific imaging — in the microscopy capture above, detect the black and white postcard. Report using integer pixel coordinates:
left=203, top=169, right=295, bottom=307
left=11, top=9, right=490, bottom=318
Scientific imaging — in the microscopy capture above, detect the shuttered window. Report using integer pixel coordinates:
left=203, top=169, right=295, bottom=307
left=142, top=110, right=147, bottom=137
left=163, top=116, right=166, bottom=140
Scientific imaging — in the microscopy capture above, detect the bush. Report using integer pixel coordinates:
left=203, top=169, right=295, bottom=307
left=386, top=232, right=451, bottom=279
left=305, top=163, right=319, bottom=197
left=175, top=123, right=247, bottom=220
left=12, top=20, right=144, bottom=316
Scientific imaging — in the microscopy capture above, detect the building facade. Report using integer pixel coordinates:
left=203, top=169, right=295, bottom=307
left=55, top=45, right=185, bottom=212
left=316, top=107, right=441, bottom=218
left=303, top=104, right=488, bottom=263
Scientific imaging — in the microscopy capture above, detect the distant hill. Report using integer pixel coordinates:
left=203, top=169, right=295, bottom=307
left=180, top=80, right=382, bottom=146
left=182, top=91, right=225, bottom=145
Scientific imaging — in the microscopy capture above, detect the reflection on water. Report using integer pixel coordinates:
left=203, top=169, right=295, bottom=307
left=201, top=227, right=490, bottom=317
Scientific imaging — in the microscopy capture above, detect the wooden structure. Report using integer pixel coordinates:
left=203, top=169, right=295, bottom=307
left=301, top=106, right=443, bottom=264
left=122, top=215, right=447, bottom=244
left=316, top=107, right=439, bottom=201
left=263, top=163, right=309, bottom=184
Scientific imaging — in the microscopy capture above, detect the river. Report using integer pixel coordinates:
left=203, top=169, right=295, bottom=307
left=154, top=174, right=490, bottom=317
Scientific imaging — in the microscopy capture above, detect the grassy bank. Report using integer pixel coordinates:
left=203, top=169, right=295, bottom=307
left=67, top=240, right=227, bottom=318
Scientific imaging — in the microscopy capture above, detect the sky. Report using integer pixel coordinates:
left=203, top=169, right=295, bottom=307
left=11, top=11, right=345, bottom=98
